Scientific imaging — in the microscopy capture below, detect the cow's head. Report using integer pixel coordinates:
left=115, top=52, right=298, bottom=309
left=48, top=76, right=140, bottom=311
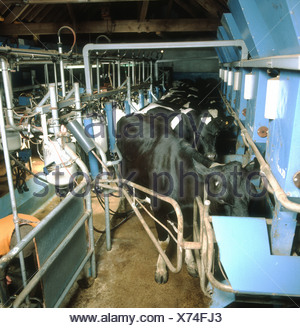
left=193, top=158, right=263, bottom=216
left=196, top=115, right=234, bottom=160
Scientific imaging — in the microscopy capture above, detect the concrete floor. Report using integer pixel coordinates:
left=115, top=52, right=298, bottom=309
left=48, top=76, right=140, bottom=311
left=67, top=195, right=210, bottom=308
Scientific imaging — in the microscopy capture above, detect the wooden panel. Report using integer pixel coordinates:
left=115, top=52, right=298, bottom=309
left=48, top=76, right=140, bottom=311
left=0, top=18, right=219, bottom=35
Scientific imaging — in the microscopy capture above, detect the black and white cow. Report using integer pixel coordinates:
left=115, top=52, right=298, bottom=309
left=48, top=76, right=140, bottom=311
left=117, top=113, right=259, bottom=284
left=136, top=102, right=234, bottom=160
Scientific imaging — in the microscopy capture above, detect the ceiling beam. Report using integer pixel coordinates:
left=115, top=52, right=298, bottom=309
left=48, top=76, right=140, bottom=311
left=0, top=18, right=219, bottom=35
left=3, top=4, right=30, bottom=24
left=139, top=1, right=149, bottom=22
left=25, top=4, right=46, bottom=22
left=34, top=5, right=55, bottom=23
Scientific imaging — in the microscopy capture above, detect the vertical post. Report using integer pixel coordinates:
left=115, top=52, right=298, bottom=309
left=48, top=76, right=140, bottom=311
left=58, top=43, right=66, bottom=98
left=83, top=118, right=100, bottom=179
left=103, top=101, right=114, bottom=251
left=69, top=68, right=74, bottom=87
left=104, top=102, right=115, bottom=152
left=74, top=82, right=83, bottom=125
left=148, top=89, right=153, bottom=104
left=53, top=63, right=58, bottom=101
left=112, top=62, right=116, bottom=89
left=155, top=86, right=160, bottom=99
left=124, top=100, right=130, bottom=115
left=1, top=58, right=14, bottom=110
left=96, top=58, right=100, bottom=94
left=44, top=64, right=49, bottom=88
left=271, top=203, right=297, bottom=255
left=138, top=90, right=144, bottom=109
left=142, top=60, right=145, bottom=82
left=132, top=61, right=135, bottom=85
left=0, top=94, right=28, bottom=305
left=138, top=62, right=141, bottom=84
left=49, top=83, right=60, bottom=137
left=155, top=61, right=158, bottom=82
left=85, top=182, right=97, bottom=277
left=117, top=60, right=121, bottom=88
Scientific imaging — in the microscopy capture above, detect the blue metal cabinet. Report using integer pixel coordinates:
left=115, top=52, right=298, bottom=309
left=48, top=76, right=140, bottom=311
left=244, top=69, right=270, bottom=154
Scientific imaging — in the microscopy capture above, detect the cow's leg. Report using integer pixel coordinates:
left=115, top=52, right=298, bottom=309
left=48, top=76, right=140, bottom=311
left=155, top=235, right=170, bottom=284
left=184, top=248, right=198, bottom=278
left=154, top=221, right=170, bottom=284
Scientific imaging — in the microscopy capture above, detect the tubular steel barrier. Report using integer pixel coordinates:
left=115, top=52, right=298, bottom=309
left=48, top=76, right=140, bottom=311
left=0, top=180, right=95, bottom=308
left=97, top=178, right=235, bottom=298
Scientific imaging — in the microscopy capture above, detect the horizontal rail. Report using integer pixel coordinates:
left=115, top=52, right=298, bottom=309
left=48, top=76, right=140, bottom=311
left=223, top=54, right=300, bottom=71
left=97, top=179, right=185, bottom=273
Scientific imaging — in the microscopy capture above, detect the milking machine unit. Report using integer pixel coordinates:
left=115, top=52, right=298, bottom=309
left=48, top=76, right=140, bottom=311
left=0, top=27, right=159, bottom=307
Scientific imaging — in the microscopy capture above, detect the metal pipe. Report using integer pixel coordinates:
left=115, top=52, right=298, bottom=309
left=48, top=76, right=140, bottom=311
left=0, top=93, right=28, bottom=302
left=221, top=93, right=300, bottom=213
left=142, top=61, right=145, bottom=82
left=37, top=91, right=50, bottom=107
left=13, top=210, right=91, bottom=308
left=97, top=179, right=184, bottom=273
left=64, top=144, right=90, bottom=176
left=49, top=84, right=60, bottom=137
left=117, top=60, right=121, bottom=88
left=193, top=197, right=206, bottom=295
left=132, top=61, right=135, bottom=85
left=203, top=200, right=234, bottom=293
left=58, top=42, right=66, bottom=98
left=83, top=40, right=248, bottom=95
left=138, top=62, right=141, bottom=84
left=53, top=63, right=58, bottom=100
left=150, top=61, right=153, bottom=86
left=69, top=68, right=74, bottom=86
left=64, top=141, right=96, bottom=273
left=96, top=58, right=100, bottom=93
left=0, top=180, right=88, bottom=272
left=74, top=82, right=82, bottom=125
left=40, top=113, right=48, bottom=144
left=155, top=61, right=158, bottom=82
left=122, top=188, right=183, bottom=273
left=1, top=57, right=23, bottom=131
left=112, top=62, right=116, bottom=89
left=84, top=178, right=96, bottom=279
left=44, top=64, right=49, bottom=88
left=0, top=45, right=60, bottom=57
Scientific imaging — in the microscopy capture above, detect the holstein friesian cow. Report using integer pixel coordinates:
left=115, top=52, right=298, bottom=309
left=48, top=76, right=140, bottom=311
left=136, top=102, right=234, bottom=160
left=117, top=113, right=259, bottom=284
